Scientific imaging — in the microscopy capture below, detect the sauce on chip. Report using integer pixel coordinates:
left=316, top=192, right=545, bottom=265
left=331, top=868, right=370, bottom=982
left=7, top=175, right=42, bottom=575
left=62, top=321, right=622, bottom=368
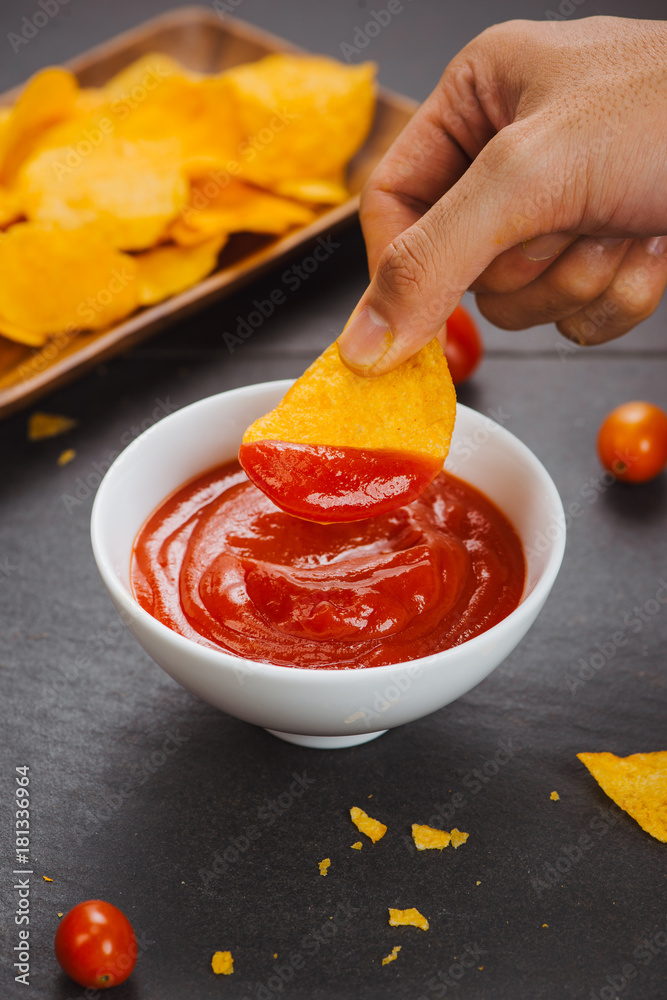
left=240, top=340, right=456, bottom=521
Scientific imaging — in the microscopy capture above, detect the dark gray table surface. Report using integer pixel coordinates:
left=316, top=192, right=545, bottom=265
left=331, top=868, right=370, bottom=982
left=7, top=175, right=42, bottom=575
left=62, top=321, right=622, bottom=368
left=1, top=2, right=666, bottom=999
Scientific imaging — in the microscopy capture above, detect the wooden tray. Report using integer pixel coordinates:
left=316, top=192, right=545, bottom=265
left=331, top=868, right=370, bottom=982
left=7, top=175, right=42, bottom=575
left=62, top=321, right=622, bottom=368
left=0, top=5, right=417, bottom=419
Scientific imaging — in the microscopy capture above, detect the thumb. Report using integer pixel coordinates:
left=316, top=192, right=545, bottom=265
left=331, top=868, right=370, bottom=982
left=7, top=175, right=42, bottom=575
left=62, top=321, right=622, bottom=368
left=338, top=124, right=558, bottom=374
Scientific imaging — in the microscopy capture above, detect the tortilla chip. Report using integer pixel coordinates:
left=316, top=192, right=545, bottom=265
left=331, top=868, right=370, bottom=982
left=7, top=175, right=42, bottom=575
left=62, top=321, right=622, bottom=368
left=577, top=751, right=667, bottom=842
left=135, top=237, right=225, bottom=306
left=57, top=448, right=76, bottom=466
left=411, top=824, right=451, bottom=851
left=388, top=907, right=429, bottom=931
left=318, top=858, right=331, bottom=876
left=0, top=317, right=48, bottom=347
left=0, top=223, right=139, bottom=336
left=450, top=828, right=469, bottom=849
left=170, top=178, right=316, bottom=245
left=20, top=137, right=187, bottom=250
left=103, top=52, right=194, bottom=102
left=350, top=806, right=386, bottom=843
left=211, top=950, right=234, bottom=975
left=28, top=412, right=77, bottom=441
left=226, top=55, right=375, bottom=197
left=0, top=186, right=22, bottom=228
left=382, top=945, right=401, bottom=965
left=0, top=68, right=79, bottom=183
left=243, top=339, right=455, bottom=460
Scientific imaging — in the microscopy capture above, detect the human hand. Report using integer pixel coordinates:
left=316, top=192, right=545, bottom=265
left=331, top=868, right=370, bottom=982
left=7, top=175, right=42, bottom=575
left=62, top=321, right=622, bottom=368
left=337, top=16, right=667, bottom=374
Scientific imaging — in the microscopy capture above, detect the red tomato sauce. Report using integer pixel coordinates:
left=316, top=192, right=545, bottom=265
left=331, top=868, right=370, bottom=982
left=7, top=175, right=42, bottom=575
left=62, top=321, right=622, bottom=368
left=131, top=461, right=525, bottom=669
left=239, top=440, right=443, bottom=521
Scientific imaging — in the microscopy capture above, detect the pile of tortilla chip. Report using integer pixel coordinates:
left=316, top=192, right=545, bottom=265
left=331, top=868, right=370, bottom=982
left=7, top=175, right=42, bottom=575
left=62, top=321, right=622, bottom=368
left=0, top=53, right=376, bottom=348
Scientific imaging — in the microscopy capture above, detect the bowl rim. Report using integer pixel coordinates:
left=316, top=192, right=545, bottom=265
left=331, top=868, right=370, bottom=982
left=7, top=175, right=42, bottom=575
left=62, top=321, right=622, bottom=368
left=91, top=382, right=566, bottom=682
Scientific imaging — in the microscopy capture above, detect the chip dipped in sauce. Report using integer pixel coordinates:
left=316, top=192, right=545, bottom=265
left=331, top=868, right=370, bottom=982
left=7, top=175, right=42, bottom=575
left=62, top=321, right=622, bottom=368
left=239, top=340, right=456, bottom=522
left=131, top=460, right=525, bottom=669
left=238, top=440, right=443, bottom=522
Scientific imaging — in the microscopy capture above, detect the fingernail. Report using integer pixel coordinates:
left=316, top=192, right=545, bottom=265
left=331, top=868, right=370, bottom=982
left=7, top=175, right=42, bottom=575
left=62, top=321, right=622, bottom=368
left=521, top=232, right=573, bottom=261
left=597, top=237, right=625, bottom=247
left=337, top=306, right=393, bottom=371
left=643, top=236, right=667, bottom=257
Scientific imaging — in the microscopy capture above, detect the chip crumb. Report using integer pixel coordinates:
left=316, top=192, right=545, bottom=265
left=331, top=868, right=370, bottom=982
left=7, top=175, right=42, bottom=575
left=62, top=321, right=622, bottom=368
left=43, top=876, right=53, bottom=881
left=351, top=841, right=362, bottom=850
left=368, top=794, right=373, bottom=798
left=578, top=750, right=667, bottom=842
left=550, top=791, right=560, bottom=801
left=318, top=858, right=331, bottom=876
left=478, top=966, right=484, bottom=971
left=57, top=448, right=76, bottom=467
left=388, top=907, right=429, bottom=931
left=273, top=953, right=278, bottom=959
left=412, top=823, right=451, bottom=850
left=476, top=881, right=481, bottom=885
left=542, top=923, right=549, bottom=928
left=211, top=951, right=234, bottom=975
left=450, top=828, right=469, bottom=848
left=350, top=806, right=386, bottom=843
left=382, top=945, right=402, bottom=966
left=28, top=412, right=78, bottom=441
left=57, top=912, right=63, bottom=918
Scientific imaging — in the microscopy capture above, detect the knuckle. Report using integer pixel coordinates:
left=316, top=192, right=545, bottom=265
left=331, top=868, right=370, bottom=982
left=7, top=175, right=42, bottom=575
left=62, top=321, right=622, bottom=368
left=550, top=266, right=608, bottom=310
left=475, top=293, right=524, bottom=331
left=613, top=271, right=660, bottom=319
left=482, top=124, right=539, bottom=177
left=376, top=234, right=432, bottom=302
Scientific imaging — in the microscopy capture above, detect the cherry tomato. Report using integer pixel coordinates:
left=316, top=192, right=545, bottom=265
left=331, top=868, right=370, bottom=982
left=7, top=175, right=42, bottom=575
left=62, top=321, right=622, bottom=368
left=444, top=305, right=483, bottom=385
left=55, top=900, right=137, bottom=989
left=597, top=401, right=667, bottom=483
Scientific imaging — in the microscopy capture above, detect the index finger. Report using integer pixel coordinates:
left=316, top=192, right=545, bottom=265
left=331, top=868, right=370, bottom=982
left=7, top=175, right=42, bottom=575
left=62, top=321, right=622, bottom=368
left=360, top=65, right=494, bottom=275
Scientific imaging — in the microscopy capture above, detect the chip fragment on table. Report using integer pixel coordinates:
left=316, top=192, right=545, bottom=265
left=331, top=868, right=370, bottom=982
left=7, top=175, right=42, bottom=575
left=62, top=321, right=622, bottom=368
left=577, top=750, right=667, bottom=842
left=411, top=823, right=451, bottom=850
left=350, top=806, right=387, bottom=843
left=388, top=907, right=429, bottom=931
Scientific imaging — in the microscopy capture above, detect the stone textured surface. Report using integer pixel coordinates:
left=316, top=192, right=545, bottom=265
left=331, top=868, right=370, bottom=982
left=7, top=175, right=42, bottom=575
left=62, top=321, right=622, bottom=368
left=1, top=2, right=666, bottom=998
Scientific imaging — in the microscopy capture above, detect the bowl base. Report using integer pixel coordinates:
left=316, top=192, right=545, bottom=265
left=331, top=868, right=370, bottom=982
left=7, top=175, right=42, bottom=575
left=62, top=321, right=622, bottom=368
left=265, top=729, right=388, bottom=749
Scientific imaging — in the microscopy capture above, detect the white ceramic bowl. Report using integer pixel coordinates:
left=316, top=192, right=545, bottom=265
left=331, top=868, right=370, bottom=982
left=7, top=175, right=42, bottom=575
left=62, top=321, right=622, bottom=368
left=91, top=382, right=565, bottom=749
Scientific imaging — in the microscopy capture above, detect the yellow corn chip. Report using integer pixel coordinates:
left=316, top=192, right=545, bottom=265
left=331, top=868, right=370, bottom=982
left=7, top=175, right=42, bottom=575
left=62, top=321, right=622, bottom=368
left=243, top=339, right=455, bottom=459
left=318, top=858, right=331, bottom=876
left=226, top=55, right=375, bottom=197
left=350, top=806, right=387, bottom=843
left=382, top=945, right=402, bottom=965
left=20, top=137, right=187, bottom=250
left=170, top=178, right=316, bottom=245
left=103, top=52, right=194, bottom=102
left=550, top=791, right=560, bottom=801
left=388, top=908, right=429, bottom=931
left=577, top=751, right=667, bottom=842
left=0, top=317, right=48, bottom=347
left=450, top=828, right=469, bottom=849
left=351, top=842, right=362, bottom=850
left=0, top=68, right=78, bottom=183
left=411, top=824, right=451, bottom=851
left=0, top=186, right=22, bottom=228
left=28, top=412, right=77, bottom=441
left=57, top=448, right=76, bottom=466
left=274, top=178, right=349, bottom=206
left=211, top=950, right=234, bottom=975
left=135, top=236, right=226, bottom=306
left=0, top=223, right=139, bottom=336
left=109, top=67, right=239, bottom=172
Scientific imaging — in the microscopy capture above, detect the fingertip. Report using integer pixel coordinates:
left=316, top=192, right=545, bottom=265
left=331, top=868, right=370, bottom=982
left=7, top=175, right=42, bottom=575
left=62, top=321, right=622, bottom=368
left=337, top=306, right=393, bottom=374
